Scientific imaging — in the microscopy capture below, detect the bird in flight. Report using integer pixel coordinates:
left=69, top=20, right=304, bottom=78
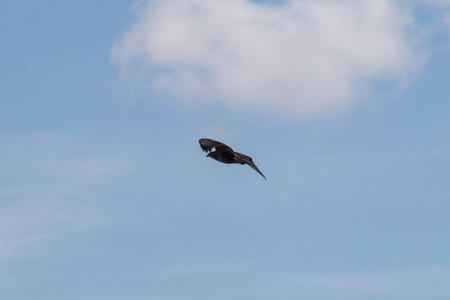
left=199, top=138, right=266, bottom=180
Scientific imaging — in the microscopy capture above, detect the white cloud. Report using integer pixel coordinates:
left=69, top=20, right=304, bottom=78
left=112, top=0, right=425, bottom=116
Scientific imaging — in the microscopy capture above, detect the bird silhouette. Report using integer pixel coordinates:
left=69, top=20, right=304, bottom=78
left=199, top=138, right=266, bottom=180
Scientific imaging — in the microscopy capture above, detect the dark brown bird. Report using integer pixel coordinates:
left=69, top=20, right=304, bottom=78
left=199, top=138, right=266, bottom=180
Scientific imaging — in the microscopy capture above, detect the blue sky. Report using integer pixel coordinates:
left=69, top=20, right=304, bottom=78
left=1, top=0, right=450, bottom=299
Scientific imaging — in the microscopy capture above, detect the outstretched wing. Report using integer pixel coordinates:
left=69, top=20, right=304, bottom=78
left=198, top=138, right=233, bottom=153
left=235, top=152, right=266, bottom=180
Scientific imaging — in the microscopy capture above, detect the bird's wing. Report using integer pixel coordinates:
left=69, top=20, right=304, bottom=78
left=198, top=138, right=233, bottom=153
left=235, top=152, right=266, bottom=180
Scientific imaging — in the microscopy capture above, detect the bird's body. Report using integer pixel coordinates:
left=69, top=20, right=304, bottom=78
left=199, top=138, right=266, bottom=180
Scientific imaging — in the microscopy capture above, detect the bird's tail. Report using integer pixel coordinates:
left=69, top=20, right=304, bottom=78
left=247, top=162, right=266, bottom=180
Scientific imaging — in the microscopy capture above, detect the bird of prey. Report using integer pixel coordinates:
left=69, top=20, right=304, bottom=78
left=199, top=138, right=266, bottom=180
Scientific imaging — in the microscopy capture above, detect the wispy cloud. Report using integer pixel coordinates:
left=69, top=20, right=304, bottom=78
left=427, top=0, right=450, bottom=6
left=143, top=261, right=450, bottom=299
left=0, top=133, right=151, bottom=259
left=112, top=0, right=425, bottom=116
left=288, top=266, right=450, bottom=297
left=146, top=261, right=255, bottom=281
left=0, top=194, right=73, bottom=259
